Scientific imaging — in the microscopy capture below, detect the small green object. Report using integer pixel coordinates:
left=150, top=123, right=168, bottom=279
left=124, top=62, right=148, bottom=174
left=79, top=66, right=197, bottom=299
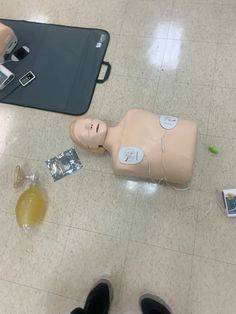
left=209, top=144, right=219, bottom=154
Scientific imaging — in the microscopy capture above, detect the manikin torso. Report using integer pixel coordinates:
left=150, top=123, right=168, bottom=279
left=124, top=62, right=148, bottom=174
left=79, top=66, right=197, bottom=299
left=70, top=109, right=197, bottom=185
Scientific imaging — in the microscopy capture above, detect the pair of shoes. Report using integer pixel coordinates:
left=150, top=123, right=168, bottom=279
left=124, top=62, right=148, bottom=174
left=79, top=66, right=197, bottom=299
left=71, top=279, right=171, bottom=314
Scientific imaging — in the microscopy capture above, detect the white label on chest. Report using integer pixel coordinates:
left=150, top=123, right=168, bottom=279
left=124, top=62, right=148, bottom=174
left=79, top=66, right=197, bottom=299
left=119, top=147, right=144, bottom=165
left=160, top=115, right=178, bottom=129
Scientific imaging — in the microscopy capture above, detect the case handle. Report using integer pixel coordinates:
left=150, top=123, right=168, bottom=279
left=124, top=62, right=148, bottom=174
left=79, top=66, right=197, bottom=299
left=97, top=61, right=111, bottom=84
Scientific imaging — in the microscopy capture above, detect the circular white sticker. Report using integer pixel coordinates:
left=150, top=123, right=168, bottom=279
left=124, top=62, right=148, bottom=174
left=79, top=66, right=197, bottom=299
left=119, top=147, right=144, bottom=165
left=160, top=115, right=178, bottom=130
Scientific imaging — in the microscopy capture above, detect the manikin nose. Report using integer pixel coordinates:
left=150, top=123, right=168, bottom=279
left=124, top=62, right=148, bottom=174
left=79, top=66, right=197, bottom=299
left=86, top=122, right=93, bottom=130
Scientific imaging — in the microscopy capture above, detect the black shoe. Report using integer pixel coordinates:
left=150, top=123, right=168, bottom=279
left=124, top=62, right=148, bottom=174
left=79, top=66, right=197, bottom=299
left=84, top=279, right=113, bottom=314
left=70, top=308, right=85, bottom=314
left=139, top=294, right=172, bottom=314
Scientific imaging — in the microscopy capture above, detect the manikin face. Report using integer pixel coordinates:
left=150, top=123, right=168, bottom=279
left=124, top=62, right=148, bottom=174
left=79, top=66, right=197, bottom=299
left=72, top=118, right=108, bottom=149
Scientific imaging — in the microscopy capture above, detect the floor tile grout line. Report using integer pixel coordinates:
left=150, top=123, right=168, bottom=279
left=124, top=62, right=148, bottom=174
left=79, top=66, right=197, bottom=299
left=113, top=32, right=236, bottom=46
left=0, top=214, right=15, bottom=269
left=0, top=152, right=46, bottom=163
left=186, top=191, right=200, bottom=309
left=200, top=133, right=236, bottom=141
left=128, top=238, right=236, bottom=267
left=192, top=195, right=199, bottom=258
left=117, top=0, right=130, bottom=37
left=206, top=87, right=214, bottom=137
left=114, top=240, right=132, bottom=306
left=92, top=74, right=107, bottom=118
left=65, top=224, right=130, bottom=241
left=168, top=0, right=176, bottom=39
left=129, top=238, right=194, bottom=258
left=0, top=277, right=80, bottom=302
left=207, top=31, right=219, bottom=138
left=101, top=73, right=160, bottom=84
left=212, top=83, right=236, bottom=89
left=185, top=254, right=195, bottom=314
left=109, top=71, right=160, bottom=82
left=57, top=224, right=71, bottom=269
left=125, top=183, right=142, bottom=242
left=152, top=36, right=168, bottom=111
left=102, top=73, right=214, bottom=88
left=151, top=72, right=162, bottom=112
left=192, top=252, right=236, bottom=267
left=151, top=0, right=175, bottom=112
left=101, top=72, right=236, bottom=92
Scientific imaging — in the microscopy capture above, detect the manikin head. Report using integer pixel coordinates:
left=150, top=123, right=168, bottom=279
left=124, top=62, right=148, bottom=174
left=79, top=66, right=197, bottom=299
left=70, top=117, right=108, bottom=152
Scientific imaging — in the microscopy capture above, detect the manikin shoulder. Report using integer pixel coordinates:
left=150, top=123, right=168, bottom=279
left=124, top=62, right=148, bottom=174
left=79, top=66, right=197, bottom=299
left=118, top=109, right=159, bottom=127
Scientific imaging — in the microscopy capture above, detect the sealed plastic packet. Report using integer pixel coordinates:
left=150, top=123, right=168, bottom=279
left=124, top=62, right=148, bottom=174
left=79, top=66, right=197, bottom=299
left=46, top=148, right=82, bottom=181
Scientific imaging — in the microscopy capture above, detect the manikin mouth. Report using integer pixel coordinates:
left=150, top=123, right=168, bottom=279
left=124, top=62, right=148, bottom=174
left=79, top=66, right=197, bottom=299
left=96, top=124, right=100, bottom=133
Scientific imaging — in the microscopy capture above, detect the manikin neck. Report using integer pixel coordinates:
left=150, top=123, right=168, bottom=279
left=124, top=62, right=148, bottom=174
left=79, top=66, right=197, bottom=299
left=103, top=126, right=120, bottom=152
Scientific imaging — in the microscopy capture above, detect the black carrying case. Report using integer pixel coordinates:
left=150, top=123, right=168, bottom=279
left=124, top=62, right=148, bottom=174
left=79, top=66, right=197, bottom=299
left=0, top=19, right=111, bottom=115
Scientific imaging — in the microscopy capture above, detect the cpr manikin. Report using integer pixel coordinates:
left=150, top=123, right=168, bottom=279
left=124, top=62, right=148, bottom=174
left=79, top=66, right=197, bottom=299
left=70, top=109, right=197, bottom=185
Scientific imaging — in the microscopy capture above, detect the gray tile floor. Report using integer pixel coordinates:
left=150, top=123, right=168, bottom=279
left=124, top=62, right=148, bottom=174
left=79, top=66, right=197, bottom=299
left=1, top=1, right=236, bottom=313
